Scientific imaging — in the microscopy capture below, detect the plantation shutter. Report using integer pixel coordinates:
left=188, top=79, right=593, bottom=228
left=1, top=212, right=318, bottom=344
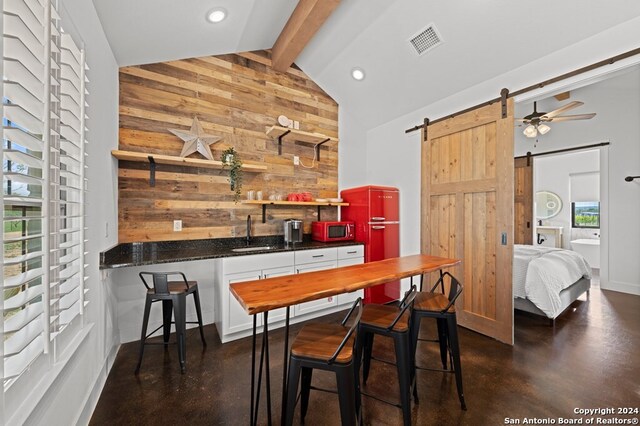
left=53, top=31, right=88, bottom=330
left=2, top=0, right=48, bottom=383
left=2, top=0, right=89, bottom=387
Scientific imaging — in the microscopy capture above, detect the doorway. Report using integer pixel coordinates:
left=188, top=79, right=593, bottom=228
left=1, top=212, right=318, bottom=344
left=532, top=149, right=602, bottom=277
left=513, top=64, right=640, bottom=293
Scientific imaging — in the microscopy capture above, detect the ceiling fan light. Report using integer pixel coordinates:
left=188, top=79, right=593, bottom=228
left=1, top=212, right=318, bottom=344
left=523, top=125, right=537, bottom=138
left=538, top=123, right=551, bottom=135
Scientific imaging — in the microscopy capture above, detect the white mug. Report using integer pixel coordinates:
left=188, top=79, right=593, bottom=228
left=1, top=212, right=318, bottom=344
left=256, top=191, right=263, bottom=200
left=247, top=190, right=255, bottom=200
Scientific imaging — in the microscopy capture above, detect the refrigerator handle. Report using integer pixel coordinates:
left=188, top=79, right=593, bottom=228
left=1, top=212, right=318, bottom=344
left=371, top=217, right=386, bottom=221
left=372, top=226, right=386, bottom=230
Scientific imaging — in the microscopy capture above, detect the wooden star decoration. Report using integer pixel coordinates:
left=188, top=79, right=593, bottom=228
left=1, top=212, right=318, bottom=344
left=168, top=116, right=222, bottom=160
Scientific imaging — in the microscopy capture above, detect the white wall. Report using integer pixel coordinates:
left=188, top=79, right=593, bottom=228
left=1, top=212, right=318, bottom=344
left=355, top=17, right=640, bottom=296
left=17, top=1, right=121, bottom=424
left=111, top=260, right=217, bottom=344
left=338, top=108, right=368, bottom=191
left=534, top=150, right=600, bottom=249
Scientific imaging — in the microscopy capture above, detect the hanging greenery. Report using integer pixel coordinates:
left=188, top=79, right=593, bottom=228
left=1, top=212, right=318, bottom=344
left=221, top=147, right=243, bottom=203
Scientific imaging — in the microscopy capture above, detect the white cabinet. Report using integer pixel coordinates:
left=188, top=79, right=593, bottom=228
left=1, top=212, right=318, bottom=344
left=225, top=270, right=264, bottom=335
left=218, top=252, right=295, bottom=341
left=261, top=265, right=296, bottom=323
left=337, top=245, right=364, bottom=259
left=215, top=245, right=364, bottom=343
left=336, top=245, right=365, bottom=305
left=224, top=264, right=295, bottom=336
left=294, top=260, right=338, bottom=316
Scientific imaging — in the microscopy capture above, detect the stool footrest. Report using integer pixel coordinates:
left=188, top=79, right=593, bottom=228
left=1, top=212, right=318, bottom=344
left=415, top=365, right=455, bottom=373
left=144, top=324, right=167, bottom=340
left=361, top=391, right=402, bottom=409
left=308, top=385, right=339, bottom=395
left=370, top=355, right=396, bottom=366
left=417, top=337, right=440, bottom=343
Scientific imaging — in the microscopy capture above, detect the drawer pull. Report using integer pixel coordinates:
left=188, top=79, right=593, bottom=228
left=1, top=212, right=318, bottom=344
left=372, top=226, right=385, bottom=230
left=347, top=250, right=357, bottom=254
left=312, top=254, right=324, bottom=258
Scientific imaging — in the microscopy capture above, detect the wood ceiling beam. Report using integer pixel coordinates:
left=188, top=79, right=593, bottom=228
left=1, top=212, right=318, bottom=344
left=554, top=91, right=571, bottom=101
left=271, top=0, right=341, bottom=72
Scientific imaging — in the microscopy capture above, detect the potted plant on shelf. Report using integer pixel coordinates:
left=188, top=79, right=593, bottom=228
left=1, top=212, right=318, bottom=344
left=221, top=147, right=243, bottom=203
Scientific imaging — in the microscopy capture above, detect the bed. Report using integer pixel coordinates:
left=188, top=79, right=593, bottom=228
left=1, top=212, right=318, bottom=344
left=513, top=244, right=592, bottom=324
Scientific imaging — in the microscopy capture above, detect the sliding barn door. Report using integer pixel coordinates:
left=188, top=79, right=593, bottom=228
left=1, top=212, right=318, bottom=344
left=514, top=157, right=533, bottom=245
left=421, top=100, right=514, bottom=344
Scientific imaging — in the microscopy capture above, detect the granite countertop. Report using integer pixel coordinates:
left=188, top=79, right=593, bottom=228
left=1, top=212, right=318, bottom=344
left=99, top=235, right=363, bottom=269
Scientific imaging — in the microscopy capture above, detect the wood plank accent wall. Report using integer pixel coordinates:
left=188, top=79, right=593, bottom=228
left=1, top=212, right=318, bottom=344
left=118, top=50, right=339, bottom=243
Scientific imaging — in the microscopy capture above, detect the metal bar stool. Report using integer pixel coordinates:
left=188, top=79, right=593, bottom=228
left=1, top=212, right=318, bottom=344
left=135, top=271, right=206, bottom=374
left=410, top=271, right=466, bottom=410
left=285, top=298, right=363, bottom=426
left=357, top=285, right=417, bottom=426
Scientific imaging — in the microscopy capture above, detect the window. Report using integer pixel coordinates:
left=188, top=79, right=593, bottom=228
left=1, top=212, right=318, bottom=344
left=2, top=0, right=89, bottom=391
left=572, top=201, right=600, bottom=229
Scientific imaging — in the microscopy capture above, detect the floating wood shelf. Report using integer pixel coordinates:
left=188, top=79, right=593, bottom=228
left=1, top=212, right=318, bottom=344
left=242, top=200, right=349, bottom=223
left=265, top=126, right=338, bottom=160
left=112, top=150, right=267, bottom=186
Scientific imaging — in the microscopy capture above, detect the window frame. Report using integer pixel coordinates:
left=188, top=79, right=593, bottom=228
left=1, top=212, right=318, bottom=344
left=571, top=201, right=601, bottom=229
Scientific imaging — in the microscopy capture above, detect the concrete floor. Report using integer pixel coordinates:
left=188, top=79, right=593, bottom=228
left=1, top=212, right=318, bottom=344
left=90, top=287, right=639, bottom=425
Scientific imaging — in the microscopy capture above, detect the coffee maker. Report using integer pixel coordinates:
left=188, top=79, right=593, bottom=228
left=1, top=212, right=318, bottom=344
left=283, top=219, right=303, bottom=244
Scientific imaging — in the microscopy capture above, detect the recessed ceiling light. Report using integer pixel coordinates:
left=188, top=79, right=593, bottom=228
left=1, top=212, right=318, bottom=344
left=206, top=8, right=227, bottom=23
left=351, top=68, right=365, bottom=81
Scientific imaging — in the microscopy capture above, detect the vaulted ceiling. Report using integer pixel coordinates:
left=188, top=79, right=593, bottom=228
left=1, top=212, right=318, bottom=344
left=92, top=0, right=640, bottom=130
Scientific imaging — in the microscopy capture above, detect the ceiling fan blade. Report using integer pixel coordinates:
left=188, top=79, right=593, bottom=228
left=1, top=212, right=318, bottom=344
left=514, top=118, right=527, bottom=122
left=547, top=113, right=596, bottom=122
left=541, top=101, right=584, bottom=120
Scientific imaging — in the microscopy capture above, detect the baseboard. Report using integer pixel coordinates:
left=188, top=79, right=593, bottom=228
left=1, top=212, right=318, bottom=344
left=601, top=280, right=640, bottom=295
left=76, top=342, right=121, bottom=425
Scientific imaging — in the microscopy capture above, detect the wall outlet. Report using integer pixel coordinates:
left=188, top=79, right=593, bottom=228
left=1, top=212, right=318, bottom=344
left=173, top=220, right=182, bottom=232
left=293, top=155, right=300, bottom=166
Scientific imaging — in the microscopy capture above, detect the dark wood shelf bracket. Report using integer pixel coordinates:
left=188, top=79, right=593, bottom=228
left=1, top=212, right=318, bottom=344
left=148, top=155, right=156, bottom=187
left=277, top=130, right=291, bottom=155
left=261, top=204, right=267, bottom=223
left=315, top=138, right=331, bottom=161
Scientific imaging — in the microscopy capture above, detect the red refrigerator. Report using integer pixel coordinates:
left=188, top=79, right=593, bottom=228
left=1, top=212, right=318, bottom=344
left=340, top=185, right=400, bottom=304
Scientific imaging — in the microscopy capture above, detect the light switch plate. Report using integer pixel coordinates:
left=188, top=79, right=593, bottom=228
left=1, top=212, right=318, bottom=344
left=174, top=220, right=182, bottom=231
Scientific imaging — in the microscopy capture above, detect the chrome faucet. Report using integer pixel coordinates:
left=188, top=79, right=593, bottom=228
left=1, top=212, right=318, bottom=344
left=246, top=215, right=252, bottom=246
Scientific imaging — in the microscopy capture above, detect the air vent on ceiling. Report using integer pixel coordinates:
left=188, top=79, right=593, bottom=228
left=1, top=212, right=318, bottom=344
left=409, top=24, right=443, bottom=56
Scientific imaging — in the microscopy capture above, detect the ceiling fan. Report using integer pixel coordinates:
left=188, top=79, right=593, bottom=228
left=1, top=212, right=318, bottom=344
left=516, top=101, right=596, bottom=138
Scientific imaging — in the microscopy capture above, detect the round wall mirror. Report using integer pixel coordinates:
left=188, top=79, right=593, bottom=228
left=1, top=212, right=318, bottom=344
left=535, top=191, right=563, bottom=219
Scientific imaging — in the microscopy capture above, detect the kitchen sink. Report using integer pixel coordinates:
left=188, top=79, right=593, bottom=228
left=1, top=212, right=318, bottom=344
left=231, top=246, right=276, bottom=253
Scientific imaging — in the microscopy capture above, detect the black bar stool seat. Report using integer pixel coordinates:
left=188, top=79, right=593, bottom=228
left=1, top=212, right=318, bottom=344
left=291, top=323, right=355, bottom=363
left=135, top=272, right=206, bottom=375
left=285, top=298, right=363, bottom=426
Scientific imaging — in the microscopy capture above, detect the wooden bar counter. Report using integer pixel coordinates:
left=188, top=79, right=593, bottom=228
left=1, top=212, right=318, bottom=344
left=231, top=254, right=460, bottom=315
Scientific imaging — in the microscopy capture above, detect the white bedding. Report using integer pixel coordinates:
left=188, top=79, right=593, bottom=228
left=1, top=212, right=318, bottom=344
left=513, top=244, right=592, bottom=318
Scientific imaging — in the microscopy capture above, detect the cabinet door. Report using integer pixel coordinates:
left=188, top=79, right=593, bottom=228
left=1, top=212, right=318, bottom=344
left=225, top=270, right=263, bottom=335
left=336, top=257, right=365, bottom=306
left=262, top=265, right=296, bottom=324
left=294, top=260, right=338, bottom=316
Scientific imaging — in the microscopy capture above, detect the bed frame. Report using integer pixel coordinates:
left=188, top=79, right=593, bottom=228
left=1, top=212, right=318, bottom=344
left=514, top=277, right=591, bottom=325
